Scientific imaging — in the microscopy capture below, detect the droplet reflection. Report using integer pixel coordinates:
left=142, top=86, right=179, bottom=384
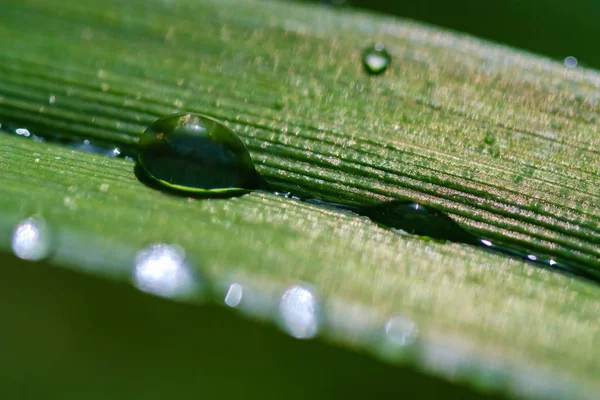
left=224, top=282, right=244, bottom=307
left=11, top=217, right=51, bottom=261
left=133, top=244, right=201, bottom=300
left=278, top=285, right=320, bottom=339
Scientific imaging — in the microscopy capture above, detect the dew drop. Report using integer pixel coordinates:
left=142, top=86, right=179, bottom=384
left=137, top=113, right=261, bottom=194
left=133, top=243, right=203, bottom=301
left=362, top=43, right=391, bottom=75
left=383, top=315, right=419, bottom=348
left=15, top=128, right=31, bottom=137
left=278, top=284, right=320, bottom=339
left=224, top=282, right=244, bottom=307
left=11, top=217, right=51, bottom=261
left=354, top=201, right=478, bottom=244
left=564, top=56, right=578, bottom=68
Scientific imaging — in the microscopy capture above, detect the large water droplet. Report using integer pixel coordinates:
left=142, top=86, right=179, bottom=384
left=137, top=113, right=261, bottom=194
left=362, top=43, right=391, bottom=75
left=133, top=243, right=203, bottom=300
left=11, top=217, right=51, bottom=261
left=278, top=284, right=320, bottom=339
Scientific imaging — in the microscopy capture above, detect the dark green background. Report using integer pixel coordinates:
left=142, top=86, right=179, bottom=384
left=316, top=0, right=600, bottom=69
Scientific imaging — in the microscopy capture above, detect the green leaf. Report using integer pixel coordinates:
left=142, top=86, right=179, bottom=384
left=0, top=0, right=599, bottom=398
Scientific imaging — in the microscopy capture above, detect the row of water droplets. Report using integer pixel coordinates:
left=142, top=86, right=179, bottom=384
left=10, top=215, right=579, bottom=398
left=0, top=120, right=136, bottom=161
left=10, top=215, right=417, bottom=347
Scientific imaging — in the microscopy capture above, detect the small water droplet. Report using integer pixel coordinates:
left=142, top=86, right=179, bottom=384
left=362, top=43, right=391, bottom=75
left=564, top=56, right=578, bottom=68
left=480, top=239, right=493, bottom=247
left=99, top=183, right=110, bottom=192
left=137, top=113, right=261, bottom=194
left=384, top=316, right=419, bottom=348
left=224, top=282, right=244, bottom=307
left=48, top=95, right=56, bottom=104
left=16, top=128, right=31, bottom=137
left=278, top=284, right=320, bottom=339
left=133, top=243, right=203, bottom=300
left=11, top=217, right=51, bottom=261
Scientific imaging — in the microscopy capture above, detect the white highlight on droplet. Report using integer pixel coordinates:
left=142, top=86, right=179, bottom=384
left=224, top=283, right=244, bottom=308
left=279, top=285, right=319, bottom=339
left=133, top=244, right=195, bottom=299
left=15, top=128, right=31, bottom=137
left=11, top=217, right=51, bottom=261
left=366, top=54, right=387, bottom=70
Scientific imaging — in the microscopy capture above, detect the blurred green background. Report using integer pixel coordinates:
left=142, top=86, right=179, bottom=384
left=315, top=0, right=600, bottom=69
left=0, top=254, right=500, bottom=400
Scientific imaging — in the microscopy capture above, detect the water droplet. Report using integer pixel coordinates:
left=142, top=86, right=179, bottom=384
left=16, top=128, right=31, bottom=137
left=224, top=282, right=244, bottom=307
left=384, top=316, right=419, bottom=348
left=11, top=217, right=51, bottom=261
left=137, top=113, right=261, bottom=194
left=564, top=56, right=578, bottom=68
left=480, top=239, right=493, bottom=247
left=355, top=201, right=477, bottom=244
left=278, top=284, right=320, bottom=339
left=362, top=43, right=391, bottom=75
left=48, top=95, right=56, bottom=104
left=133, top=243, right=203, bottom=301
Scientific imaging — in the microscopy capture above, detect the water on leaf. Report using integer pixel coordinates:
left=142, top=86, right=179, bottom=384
left=137, top=113, right=261, bottom=194
left=353, top=201, right=478, bottom=244
left=11, top=216, right=51, bottom=261
left=133, top=243, right=205, bottom=301
left=224, top=282, right=244, bottom=308
left=362, top=43, right=391, bottom=75
left=278, top=284, right=321, bottom=339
